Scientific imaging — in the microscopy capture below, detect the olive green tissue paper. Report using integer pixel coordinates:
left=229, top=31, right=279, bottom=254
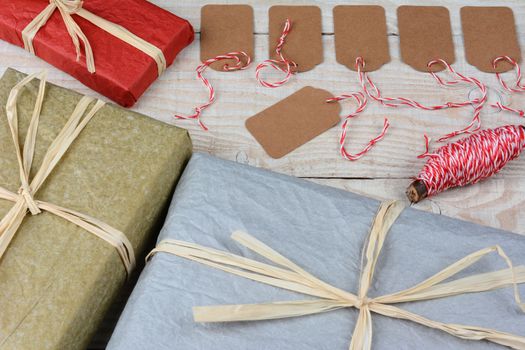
left=0, top=68, right=192, bottom=350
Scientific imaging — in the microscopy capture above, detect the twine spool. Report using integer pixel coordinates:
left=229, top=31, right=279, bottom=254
left=407, top=125, right=525, bottom=202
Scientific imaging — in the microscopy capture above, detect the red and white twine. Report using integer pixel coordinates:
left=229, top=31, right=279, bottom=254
left=256, top=18, right=297, bottom=88
left=493, top=55, right=525, bottom=93
left=174, top=51, right=252, bottom=131
left=416, top=125, right=525, bottom=197
left=491, top=55, right=525, bottom=118
left=355, top=57, right=488, bottom=142
left=327, top=92, right=389, bottom=161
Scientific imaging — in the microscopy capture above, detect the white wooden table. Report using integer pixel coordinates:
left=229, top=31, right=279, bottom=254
left=2, top=0, right=523, bottom=241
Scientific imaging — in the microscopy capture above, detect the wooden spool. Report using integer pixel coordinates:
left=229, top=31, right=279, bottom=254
left=406, top=180, right=428, bottom=203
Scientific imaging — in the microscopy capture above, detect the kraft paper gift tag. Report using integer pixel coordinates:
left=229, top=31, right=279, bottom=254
left=398, top=6, right=455, bottom=72
left=246, top=87, right=340, bottom=158
left=201, top=5, right=254, bottom=71
left=333, top=5, right=390, bottom=72
left=268, top=6, right=323, bottom=73
left=461, top=6, right=521, bottom=73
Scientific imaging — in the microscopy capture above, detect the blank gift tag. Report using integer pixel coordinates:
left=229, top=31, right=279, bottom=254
left=398, top=6, right=455, bottom=72
left=333, top=5, right=390, bottom=72
left=201, top=5, right=254, bottom=71
left=246, top=87, right=340, bottom=158
left=268, top=6, right=323, bottom=72
left=461, top=7, right=521, bottom=73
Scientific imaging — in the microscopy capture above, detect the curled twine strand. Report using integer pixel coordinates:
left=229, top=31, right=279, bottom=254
left=356, top=57, right=488, bottom=143
left=327, top=93, right=389, bottom=161
left=174, top=51, right=252, bottom=131
left=416, top=125, right=525, bottom=197
left=256, top=18, right=297, bottom=88
left=491, top=56, right=525, bottom=117
left=329, top=57, right=487, bottom=161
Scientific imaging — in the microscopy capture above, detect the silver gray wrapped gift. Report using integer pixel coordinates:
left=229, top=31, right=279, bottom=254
left=108, top=153, right=525, bottom=350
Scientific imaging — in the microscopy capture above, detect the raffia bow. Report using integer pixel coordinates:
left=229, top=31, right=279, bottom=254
left=148, top=201, right=525, bottom=349
left=21, top=0, right=167, bottom=75
left=0, top=72, right=135, bottom=274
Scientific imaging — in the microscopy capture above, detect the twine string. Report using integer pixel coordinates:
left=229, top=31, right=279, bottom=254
left=327, top=92, right=389, bottom=161
left=256, top=18, right=297, bottom=88
left=356, top=57, right=488, bottom=142
left=174, top=51, right=252, bottom=131
left=491, top=56, right=525, bottom=117
left=493, top=56, right=525, bottom=93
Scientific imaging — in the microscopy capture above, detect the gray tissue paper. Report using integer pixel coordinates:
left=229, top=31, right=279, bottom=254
left=108, top=153, right=525, bottom=350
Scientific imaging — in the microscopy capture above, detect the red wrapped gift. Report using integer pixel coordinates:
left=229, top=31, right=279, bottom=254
left=0, top=0, right=194, bottom=107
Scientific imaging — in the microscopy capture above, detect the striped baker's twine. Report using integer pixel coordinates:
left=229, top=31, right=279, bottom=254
left=256, top=18, right=297, bottom=88
left=416, top=125, right=525, bottom=197
left=327, top=92, right=389, bottom=161
left=174, top=51, right=252, bottom=131
left=355, top=57, right=488, bottom=142
left=491, top=56, right=525, bottom=118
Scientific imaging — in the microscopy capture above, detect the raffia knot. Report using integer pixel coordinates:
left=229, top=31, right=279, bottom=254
left=51, top=0, right=83, bottom=14
left=356, top=297, right=371, bottom=309
left=18, top=184, right=41, bottom=216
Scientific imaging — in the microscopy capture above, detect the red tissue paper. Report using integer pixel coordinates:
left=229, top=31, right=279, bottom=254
left=0, top=0, right=194, bottom=107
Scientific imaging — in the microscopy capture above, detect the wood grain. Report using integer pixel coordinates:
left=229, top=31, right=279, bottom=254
left=150, top=0, right=525, bottom=35
left=309, top=177, right=525, bottom=236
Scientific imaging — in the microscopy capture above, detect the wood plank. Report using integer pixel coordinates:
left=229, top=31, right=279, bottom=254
left=159, top=0, right=525, bottom=35
left=309, top=177, right=525, bottom=236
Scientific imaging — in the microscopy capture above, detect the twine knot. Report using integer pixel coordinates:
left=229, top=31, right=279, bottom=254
left=51, top=0, right=83, bottom=14
left=18, top=184, right=41, bottom=216
left=356, top=297, right=371, bottom=309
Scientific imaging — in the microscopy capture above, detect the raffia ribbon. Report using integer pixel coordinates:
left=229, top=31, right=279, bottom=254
left=0, top=72, right=135, bottom=275
left=21, top=0, right=167, bottom=75
left=148, top=201, right=525, bottom=349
